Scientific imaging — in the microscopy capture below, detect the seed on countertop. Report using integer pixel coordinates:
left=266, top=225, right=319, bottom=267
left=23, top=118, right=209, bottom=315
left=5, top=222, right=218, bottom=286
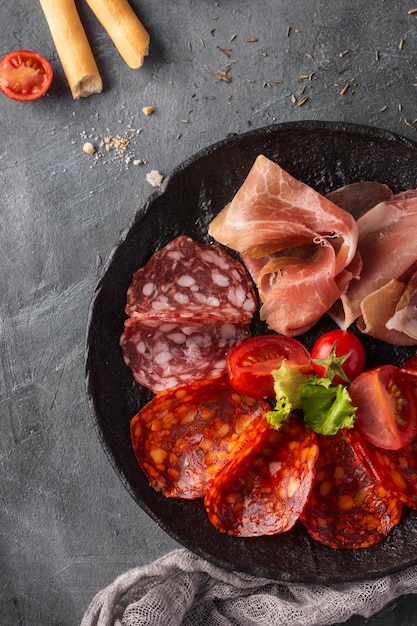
left=339, top=49, right=349, bottom=57
left=285, top=25, right=291, bottom=37
left=246, top=37, right=258, bottom=42
left=340, top=84, right=349, bottom=95
left=399, top=38, right=404, bottom=49
left=404, top=118, right=416, bottom=130
left=297, top=95, right=308, bottom=106
left=408, top=7, right=417, bottom=14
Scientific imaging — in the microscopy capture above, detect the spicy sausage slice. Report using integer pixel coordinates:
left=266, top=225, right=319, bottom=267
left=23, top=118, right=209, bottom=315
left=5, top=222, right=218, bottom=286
left=205, top=416, right=319, bottom=537
left=345, top=428, right=417, bottom=510
left=126, top=236, right=257, bottom=323
left=300, top=430, right=402, bottom=549
left=130, top=377, right=270, bottom=499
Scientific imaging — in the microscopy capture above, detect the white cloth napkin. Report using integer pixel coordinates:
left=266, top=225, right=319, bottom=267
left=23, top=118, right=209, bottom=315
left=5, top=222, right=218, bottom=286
left=80, top=548, right=417, bottom=626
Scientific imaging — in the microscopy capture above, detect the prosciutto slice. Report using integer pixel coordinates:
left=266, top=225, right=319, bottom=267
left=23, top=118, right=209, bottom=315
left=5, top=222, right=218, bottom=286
left=338, top=195, right=417, bottom=335
left=209, top=155, right=358, bottom=336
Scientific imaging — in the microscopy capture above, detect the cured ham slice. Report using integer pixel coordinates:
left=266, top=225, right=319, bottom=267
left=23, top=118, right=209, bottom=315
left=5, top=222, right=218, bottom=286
left=357, top=279, right=416, bottom=346
left=386, top=270, right=417, bottom=341
left=209, top=156, right=358, bottom=335
left=338, top=195, right=417, bottom=335
left=326, top=181, right=393, bottom=220
left=209, top=155, right=358, bottom=272
left=126, top=235, right=256, bottom=324
left=130, top=377, right=270, bottom=499
left=205, top=416, right=318, bottom=537
left=120, top=317, right=251, bottom=393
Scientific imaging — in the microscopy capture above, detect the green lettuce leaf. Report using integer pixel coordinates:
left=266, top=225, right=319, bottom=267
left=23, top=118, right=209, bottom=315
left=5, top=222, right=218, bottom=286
left=301, top=377, right=356, bottom=435
left=265, top=361, right=314, bottom=429
left=265, top=360, right=357, bottom=434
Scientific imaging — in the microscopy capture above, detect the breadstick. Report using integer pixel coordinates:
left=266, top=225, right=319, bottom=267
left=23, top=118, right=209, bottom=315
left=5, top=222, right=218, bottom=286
left=85, top=0, right=150, bottom=69
left=39, top=0, right=103, bottom=99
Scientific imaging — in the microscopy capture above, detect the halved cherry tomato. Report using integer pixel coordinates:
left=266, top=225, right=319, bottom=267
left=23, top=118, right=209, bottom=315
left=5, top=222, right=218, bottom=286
left=0, top=50, right=53, bottom=102
left=227, top=335, right=312, bottom=399
left=311, top=330, right=366, bottom=385
left=400, top=353, right=417, bottom=378
left=349, top=364, right=417, bottom=450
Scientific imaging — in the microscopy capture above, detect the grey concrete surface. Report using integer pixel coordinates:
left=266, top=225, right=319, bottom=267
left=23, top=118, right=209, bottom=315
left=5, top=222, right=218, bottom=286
left=1, top=0, right=417, bottom=623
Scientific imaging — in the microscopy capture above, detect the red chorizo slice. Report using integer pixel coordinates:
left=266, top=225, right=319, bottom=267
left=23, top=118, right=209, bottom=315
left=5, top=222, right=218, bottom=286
left=130, top=377, right=270, bottom=499
left=300, top=430, right=402, bottom=549
left=126, top=236, right=257, bottom=323
left=120, top=317, right=251, bottom=393
left=204, top=416, right=319, bottom=537
left=345, top=428, right=417, bottom=510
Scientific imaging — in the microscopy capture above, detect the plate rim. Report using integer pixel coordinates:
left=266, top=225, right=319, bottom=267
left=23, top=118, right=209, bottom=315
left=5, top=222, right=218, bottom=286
left=85, top=119, right=417, bottom=583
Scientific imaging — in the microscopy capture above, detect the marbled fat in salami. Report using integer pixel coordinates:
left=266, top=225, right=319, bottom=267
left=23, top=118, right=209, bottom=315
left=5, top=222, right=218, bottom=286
left=300, top=430, right=402, bottom=549
left=120, top=317, right=251, bottom=393
left=130, top=377, right=270, bottom=499
left=205, top=416, right=319, bottom=537
left=125, top=236, right=256, bottom=323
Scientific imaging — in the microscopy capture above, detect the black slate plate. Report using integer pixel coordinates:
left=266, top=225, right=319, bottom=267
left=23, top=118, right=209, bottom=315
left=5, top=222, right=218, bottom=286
left=85, top=120, right=417, bottom=584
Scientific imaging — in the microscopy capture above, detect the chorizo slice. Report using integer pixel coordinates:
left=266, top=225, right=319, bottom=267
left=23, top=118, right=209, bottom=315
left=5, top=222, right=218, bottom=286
left=345, top=428, right=417, bottom=510
left=120, top=317, right=251, bottom=393
left=204, top=416, right=319, bottom=537
left=130, top=377, right=270, bottom=499
left=300, top=430, right=402, bottom=549
left=126, top=236, right=256, bottom=323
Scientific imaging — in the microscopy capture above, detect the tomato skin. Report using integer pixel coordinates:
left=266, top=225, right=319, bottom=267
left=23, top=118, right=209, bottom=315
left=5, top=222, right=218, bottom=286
left=311, top=330, right=366, bottom=385
left=400, top=353, right=417, bottom=378
left=0, top=50, right=53, bottom=102
left=227, top=335, right=312, bottom=399
left=349, top=364, right=417, bottom=450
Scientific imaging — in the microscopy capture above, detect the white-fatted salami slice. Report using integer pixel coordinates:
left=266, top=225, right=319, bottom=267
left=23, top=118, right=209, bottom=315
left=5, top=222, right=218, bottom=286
left=126, top=236, right=256, bottom=323
left=120, top=317, right=251, bottom=393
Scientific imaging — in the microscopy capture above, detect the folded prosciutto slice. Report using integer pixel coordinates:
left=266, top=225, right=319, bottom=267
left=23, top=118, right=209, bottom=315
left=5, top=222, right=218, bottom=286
left=209, top=155, right=358, bottom=336
left=337, top=195, right=417, bottom=341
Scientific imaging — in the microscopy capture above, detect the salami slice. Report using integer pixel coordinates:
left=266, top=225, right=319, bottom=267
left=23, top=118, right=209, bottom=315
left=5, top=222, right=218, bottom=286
left=125, top=236, right=256, bottom=323
left=300, top=430, right=402, bottom=549
left=345, top=428, right=417, bottom=510
left=204, top=416, right=319, bottom=537
left=120, top=317, right=251, bottom=393
left=130, top=377, right=270, bottom=499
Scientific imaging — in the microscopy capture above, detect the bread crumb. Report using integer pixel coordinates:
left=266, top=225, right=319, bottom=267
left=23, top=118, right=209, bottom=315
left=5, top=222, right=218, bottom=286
left=83, top=142, right=96, bottom=155
left=146, top=170, right=164, bottom=187
left=142, top=106, right=155, bottom=115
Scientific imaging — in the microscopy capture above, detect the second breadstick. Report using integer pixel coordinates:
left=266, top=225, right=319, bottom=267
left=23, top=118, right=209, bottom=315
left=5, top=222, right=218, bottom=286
left=86, top=0, right=150, bottom=69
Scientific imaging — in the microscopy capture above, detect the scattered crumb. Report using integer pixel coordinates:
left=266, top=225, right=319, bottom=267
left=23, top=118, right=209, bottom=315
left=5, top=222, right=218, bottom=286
left=82, top=142, right=95, bottom=155
left=142, top=106, right=156, bottom=115
left=146, top=170, right=164, bottom=187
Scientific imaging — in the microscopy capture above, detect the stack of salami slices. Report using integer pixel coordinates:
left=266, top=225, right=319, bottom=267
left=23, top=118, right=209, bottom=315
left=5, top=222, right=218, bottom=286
left=120, top=235, right=257, bottom=393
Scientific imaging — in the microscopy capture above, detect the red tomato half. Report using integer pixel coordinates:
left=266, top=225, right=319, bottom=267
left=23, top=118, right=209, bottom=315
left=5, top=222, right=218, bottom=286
left=349, top=364, right=417, bottom=450
left=0, top=50, right=53, bottom=102
left=311, top=330, right=366, bottom=385
left=227, top=335, right=312, bottom=399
